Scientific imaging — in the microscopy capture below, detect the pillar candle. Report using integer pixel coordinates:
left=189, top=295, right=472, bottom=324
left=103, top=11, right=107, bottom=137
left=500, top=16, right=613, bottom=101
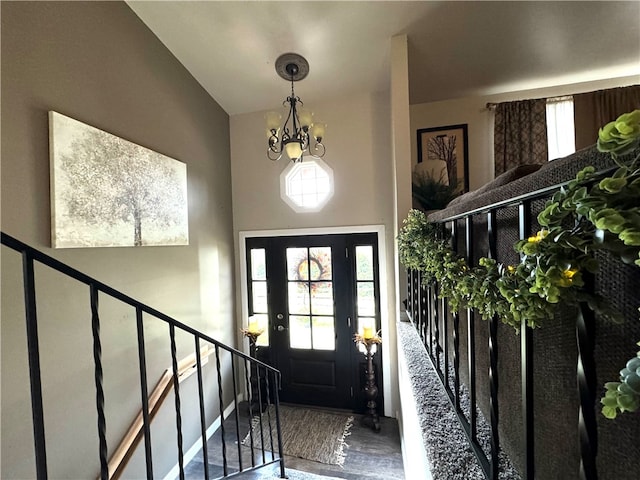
left=363, top=326, right=374, bottom=339
left=248, top=317, right=259, bottom=334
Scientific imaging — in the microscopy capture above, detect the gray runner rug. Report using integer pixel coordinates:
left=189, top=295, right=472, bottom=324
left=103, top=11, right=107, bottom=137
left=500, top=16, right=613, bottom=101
left=242, top=405, right=353, bottom=466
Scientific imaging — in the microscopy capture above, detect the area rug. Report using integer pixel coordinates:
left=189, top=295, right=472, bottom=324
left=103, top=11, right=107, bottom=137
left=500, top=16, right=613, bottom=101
left=242, top=405, right=353, bottom=466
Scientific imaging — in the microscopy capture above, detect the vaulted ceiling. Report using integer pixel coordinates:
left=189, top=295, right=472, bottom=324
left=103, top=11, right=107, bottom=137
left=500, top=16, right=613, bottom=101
left=128, top=1, right=640, bottom=115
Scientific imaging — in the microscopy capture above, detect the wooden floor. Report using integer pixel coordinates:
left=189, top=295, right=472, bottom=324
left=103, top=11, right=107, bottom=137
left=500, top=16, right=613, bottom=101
left=183, top=403, right=405, bottom=480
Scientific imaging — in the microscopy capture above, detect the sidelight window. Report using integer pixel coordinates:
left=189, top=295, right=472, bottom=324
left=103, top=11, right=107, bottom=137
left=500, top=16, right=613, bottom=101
left=249, top=248, right=269, bottom=346
left=355, top=245, right=377, bottom=337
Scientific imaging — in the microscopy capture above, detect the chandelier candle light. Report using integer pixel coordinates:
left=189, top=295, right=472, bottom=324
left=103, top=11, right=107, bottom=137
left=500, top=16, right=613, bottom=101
left=266, top=53, right=326, bottom=162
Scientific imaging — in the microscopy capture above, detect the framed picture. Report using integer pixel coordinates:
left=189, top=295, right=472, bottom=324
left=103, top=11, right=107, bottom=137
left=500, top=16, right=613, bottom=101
left=417, top=124, right=469, bottom=194
left=49, top=111, right=189, bottom=248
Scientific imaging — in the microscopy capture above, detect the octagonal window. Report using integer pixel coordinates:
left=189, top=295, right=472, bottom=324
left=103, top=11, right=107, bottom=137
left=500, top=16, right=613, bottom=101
left=280, top=158, right=334, bottom=213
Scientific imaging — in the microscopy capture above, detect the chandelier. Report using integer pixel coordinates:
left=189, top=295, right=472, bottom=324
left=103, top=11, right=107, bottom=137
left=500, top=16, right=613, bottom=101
left=266, top=53, right=326, bottom=162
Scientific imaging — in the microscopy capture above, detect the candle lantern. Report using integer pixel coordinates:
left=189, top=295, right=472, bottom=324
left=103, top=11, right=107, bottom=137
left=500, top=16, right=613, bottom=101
left=354, top=331, right=382, bottom=432
left=241, top=317, right=266, bottom=412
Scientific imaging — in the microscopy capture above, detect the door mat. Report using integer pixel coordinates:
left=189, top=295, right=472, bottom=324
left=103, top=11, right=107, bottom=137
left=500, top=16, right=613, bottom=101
left=242, top=405, right=353, bottom=466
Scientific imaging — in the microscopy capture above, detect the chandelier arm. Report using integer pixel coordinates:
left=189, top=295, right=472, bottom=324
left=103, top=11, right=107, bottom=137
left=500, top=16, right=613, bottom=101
left=268, top=131, right=280, bottom=149
left=267, top=148, right=283, bottom=161
left=289, top=101, right=300, bottom=141
left=281, top=95, right=296, bottom=141
left=310, top=142, right=326, bottom=158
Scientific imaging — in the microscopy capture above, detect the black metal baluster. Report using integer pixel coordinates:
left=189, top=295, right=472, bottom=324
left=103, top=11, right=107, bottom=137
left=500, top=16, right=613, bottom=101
left=256, top=366, right=267, bottom=463
left=442, top=295, right=450, bottom=391
left=407, top=269, right=414, bottom=319
left=169, top=324, right=185, bottom=480
left=416, top=270, right=422, bottom=339
left=417, top=270, right=422, bottom=330
left=487, top=211, right=500, bottom=480
left=519, top=202, right=535, bottom=480
left=264, top=370, right=275, bottom=461
left=489, top=312, right=500, bottom=480
left=231, top=355, right=243, bottom=471
left=433, top=282, right=441, bottom=372
left=451, top=220, right=461, bottom=410
left=411, top=270, right=421, bottom=321
left=420, top=274, right=428, bottom=344
left=465, top=216, right=477, bottom=442
left=194, top=339, right=209, bottom=480
left=577, top=300, right=598, bottom=480
left=90, top=285, right=109, bottom=480
left=406, top=270, right=410, bottom=317
left=427, top=281, right=433, bottom=355
left=244, top=358, right=256, bottom=467
left=22, top=252, right=48, bottom=480
left=215, top=345, right=228, bottom=476
left=442, top=223, right=450, bottom=392
left=135, top=307, right=154, bottom=480
left=453, top=313, right=461, bottom=410
left=273, top=372, right=286, bottom=479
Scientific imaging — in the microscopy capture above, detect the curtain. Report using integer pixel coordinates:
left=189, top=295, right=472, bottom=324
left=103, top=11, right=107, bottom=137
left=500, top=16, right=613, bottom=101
left=574, top=85, right=640, bottom=150
left=494, top=99, right=548, bottom=176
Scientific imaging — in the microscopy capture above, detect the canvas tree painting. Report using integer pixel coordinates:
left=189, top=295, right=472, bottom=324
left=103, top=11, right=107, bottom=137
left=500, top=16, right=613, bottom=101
left=49, top=111, right=189, bottom=248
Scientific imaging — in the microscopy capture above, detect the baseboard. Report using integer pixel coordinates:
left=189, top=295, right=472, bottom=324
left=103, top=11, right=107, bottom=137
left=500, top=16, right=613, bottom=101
left=163, top=394, right=244, bottom=480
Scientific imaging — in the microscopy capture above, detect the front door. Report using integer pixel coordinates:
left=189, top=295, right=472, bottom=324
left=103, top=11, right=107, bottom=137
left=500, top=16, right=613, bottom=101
left=245, top=233, right=381, bottom=411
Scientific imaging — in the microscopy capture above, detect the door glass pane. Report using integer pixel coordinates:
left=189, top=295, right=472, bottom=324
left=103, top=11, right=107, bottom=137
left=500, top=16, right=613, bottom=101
left=355, top=245, right=373, bottom=280
left=309, top=247, right=332, bottom=280
left=311, top=282, right=333, bottom=315
left=250, top=249, right=266, bottom=280
left=357, top=282, right=375, bottom=316
left=288, top=282, right=310, bottom=315
left=287, top=248, right=309, bottom=280
left=253, top=314, right=269, bottom=347
left=252, top=281, right=268, bottom=313
left=312, top=316, right=335, bottom=350
left=289, top=315, right=311, bottom=349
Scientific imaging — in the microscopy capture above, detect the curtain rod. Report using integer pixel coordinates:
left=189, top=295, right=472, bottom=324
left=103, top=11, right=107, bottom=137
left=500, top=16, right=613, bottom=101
left=485, top=95, right=573, bottom=110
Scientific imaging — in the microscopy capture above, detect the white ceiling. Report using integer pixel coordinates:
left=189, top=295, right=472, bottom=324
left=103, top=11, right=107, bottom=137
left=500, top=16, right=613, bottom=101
left=127, top=1, right=640, bottom=116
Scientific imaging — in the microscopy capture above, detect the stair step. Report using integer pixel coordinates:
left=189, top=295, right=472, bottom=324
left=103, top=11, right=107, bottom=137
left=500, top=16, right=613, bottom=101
left=231, top=464, right=344, bottom=480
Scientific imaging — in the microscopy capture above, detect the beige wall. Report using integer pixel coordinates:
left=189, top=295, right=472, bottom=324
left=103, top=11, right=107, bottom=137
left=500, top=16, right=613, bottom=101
left=410, top=75, right=640, bottom=191
left=231, top=92, right=393, bottom=232
left=1, top=2, right=233, bottom=478
left=230, top=90, right=399, bottom=415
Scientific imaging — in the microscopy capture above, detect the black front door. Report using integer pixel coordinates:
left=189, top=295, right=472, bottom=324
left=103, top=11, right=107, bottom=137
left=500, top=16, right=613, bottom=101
left=245, top=233, right=381, bottom=411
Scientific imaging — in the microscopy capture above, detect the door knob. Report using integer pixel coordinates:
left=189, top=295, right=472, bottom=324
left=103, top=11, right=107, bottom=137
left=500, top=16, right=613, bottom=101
left=276, top=313, right=284, bottom=320
left=277, top=325, right=286, bottom=332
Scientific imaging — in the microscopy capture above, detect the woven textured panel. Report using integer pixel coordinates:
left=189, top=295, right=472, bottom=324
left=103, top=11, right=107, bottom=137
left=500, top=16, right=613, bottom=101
left=594, top=252, right=640, bottom=480
left=532, top=307, right=581, bottom=478
left=495, top=206, right=520, bottom=265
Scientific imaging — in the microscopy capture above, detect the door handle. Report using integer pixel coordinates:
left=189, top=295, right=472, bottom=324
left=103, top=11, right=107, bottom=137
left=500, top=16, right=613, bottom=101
left=276, top=325, right=287, bottom=332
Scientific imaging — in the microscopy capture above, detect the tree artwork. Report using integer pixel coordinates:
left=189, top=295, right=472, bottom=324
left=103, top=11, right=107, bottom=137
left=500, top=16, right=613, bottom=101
left=427, top=133, right=457, bottom=186
left=49, top=112, right=189, bottom=248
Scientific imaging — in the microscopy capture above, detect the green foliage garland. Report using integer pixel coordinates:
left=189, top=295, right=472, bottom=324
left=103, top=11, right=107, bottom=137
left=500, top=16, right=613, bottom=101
left=398, top=110, right=640, bottom=419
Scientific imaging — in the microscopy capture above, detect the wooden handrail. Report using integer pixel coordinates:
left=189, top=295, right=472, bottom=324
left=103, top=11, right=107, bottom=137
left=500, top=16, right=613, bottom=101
left=106, top=344, right=214, bottom=480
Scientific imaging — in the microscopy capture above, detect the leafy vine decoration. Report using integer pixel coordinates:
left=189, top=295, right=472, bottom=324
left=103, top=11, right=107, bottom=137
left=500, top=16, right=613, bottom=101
left=398, top=110, right=640, bottom=420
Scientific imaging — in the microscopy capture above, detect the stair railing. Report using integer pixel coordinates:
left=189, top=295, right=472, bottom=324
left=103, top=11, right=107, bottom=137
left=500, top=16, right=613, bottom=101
left=1, top=232, right=286, bottom=480
left=405, top=173, right=608, bottom=480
